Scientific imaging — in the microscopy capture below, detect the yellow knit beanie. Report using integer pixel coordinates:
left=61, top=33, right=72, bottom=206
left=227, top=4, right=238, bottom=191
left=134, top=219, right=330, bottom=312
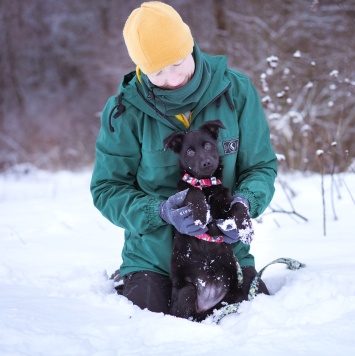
left=123, top=1, right=194, bottom=75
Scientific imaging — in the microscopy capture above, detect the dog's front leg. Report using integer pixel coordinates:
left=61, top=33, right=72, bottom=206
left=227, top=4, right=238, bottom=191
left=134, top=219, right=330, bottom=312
left=208, top=187, right=234, bottom=218
left=170, top=282, right=197, bottom=319
left=184, top=188, right=209, bottom=226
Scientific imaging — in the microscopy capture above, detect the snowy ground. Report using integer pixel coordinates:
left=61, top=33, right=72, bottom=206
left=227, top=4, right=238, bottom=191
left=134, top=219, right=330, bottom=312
left=1, top=165, right=355, bottom=355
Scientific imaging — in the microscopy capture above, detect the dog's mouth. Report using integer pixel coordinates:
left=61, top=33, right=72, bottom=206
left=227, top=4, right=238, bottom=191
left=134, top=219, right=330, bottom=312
left=188, top=166, right=219, bottom=179
left=182, top=156, right=220, bottom=180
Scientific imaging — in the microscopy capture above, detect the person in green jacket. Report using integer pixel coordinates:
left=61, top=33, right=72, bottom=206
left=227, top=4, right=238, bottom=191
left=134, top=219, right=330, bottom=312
left=90, top=1, right=277, bottom=315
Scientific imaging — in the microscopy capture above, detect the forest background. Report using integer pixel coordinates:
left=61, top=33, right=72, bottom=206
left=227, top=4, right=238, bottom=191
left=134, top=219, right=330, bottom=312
left=1, top=0, right=354, bottom=173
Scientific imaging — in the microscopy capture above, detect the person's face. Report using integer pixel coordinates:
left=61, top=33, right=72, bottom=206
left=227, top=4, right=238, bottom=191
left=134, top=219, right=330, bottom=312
left=147, top=53, right=195, bottom=90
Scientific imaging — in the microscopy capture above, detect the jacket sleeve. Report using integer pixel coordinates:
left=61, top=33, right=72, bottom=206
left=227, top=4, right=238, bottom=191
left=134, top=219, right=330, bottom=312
left=90, top=96, right=165, bottom=235
left=233, top=77, right=278, bottom=218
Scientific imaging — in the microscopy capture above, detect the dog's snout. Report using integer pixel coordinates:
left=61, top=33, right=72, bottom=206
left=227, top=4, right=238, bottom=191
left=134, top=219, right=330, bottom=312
left=202, top=159, right=211, bottom=167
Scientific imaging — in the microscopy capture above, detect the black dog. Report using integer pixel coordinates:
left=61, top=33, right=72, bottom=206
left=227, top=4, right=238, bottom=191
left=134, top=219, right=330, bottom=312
left=164, top=120, right=245, bottom=321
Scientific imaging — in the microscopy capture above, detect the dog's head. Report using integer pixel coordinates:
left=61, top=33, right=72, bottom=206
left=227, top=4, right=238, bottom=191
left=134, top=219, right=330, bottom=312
left=164, top=120, right=225, bottom=179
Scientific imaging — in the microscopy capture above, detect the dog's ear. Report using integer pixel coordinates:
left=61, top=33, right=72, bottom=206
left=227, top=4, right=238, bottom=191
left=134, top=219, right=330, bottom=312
left=163, top=132, right=185, bottom=153
left=199, top=120, right=225, bottom=139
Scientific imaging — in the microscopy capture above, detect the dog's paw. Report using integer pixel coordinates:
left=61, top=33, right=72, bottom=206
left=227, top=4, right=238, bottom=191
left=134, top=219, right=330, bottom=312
left=191, top=199, right=211, bottom=227
left=185, top=189, right=210, bottom=226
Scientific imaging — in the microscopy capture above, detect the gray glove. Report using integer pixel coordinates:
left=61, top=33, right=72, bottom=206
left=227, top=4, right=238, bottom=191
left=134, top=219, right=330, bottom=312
left=159, top=189, right=208, bottom=236
left=230, top=195, right=254, bottom=244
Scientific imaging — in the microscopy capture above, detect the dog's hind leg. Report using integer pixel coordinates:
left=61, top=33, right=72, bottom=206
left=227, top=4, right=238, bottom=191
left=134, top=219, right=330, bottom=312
left=195, top=276, right=228, bottom=314
left=170, top=283, right=197, bottom=319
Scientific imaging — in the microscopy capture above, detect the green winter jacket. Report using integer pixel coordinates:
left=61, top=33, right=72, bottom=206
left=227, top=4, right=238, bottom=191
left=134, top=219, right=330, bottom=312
left=90, top=47, right=277, bottom=277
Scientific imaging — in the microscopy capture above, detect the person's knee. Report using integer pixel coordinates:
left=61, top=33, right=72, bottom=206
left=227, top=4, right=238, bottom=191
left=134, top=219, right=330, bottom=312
left=122, top=271, right=172, bottom=314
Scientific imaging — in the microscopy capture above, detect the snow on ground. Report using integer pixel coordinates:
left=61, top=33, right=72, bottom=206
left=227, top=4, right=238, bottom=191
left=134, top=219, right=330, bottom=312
left=1, top=165, right=355, bottom=355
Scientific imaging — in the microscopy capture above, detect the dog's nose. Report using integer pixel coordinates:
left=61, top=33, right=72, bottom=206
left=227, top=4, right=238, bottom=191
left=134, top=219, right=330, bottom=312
left=202, top=159, right=211, bottom=167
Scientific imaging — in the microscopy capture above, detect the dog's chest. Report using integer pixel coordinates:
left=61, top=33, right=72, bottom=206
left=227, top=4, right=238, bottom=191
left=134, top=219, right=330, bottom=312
left=172, top=236, right=230, bottom=264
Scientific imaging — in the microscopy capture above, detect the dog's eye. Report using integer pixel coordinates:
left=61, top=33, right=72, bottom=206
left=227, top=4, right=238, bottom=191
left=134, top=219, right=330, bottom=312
left=187, top=149, right=195, bottom=156
left=204, top=142, right=212, bottom=150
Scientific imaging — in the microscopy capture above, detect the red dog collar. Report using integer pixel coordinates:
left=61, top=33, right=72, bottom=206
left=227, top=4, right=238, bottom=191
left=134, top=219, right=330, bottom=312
left=182, top=173, right=222, bottom=190
left=195, top=232, right=223, bottom=243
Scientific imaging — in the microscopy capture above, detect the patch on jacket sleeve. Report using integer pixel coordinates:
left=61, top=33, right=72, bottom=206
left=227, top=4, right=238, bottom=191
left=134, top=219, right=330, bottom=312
left=222, top=139, right=239, bottom=154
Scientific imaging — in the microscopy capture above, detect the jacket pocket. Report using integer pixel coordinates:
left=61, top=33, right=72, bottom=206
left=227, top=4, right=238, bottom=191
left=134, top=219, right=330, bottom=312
left=138, top=149, right=180, bottom=199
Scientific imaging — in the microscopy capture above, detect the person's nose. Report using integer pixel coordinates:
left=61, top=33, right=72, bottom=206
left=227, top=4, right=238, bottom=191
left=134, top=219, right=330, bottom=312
left=166, top=71, right=181, bottom=87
